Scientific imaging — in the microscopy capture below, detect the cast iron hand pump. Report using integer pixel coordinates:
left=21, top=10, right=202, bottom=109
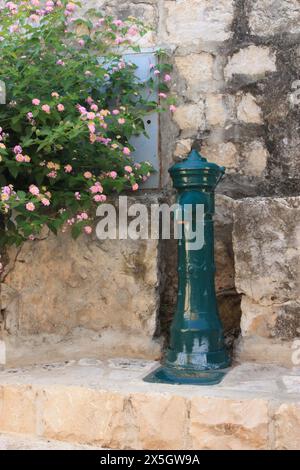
left=145, top=150, right=230, bottom=385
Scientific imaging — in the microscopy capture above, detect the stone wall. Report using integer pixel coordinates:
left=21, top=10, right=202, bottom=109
left=1, top=1, right=300, bottom=366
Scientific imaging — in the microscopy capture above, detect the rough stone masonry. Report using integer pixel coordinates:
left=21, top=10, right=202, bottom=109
left=1, top=0, right=300, bottom=366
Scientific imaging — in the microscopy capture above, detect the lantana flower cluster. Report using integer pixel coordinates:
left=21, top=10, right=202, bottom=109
left=0, top=0, right=175, bottom=245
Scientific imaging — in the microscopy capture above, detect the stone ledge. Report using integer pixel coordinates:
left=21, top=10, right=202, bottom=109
left=0, top=432, right=104, bottom=450
left=0, top=359, right=299, bottom=450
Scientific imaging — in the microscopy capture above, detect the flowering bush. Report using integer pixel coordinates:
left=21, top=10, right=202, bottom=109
left=0, top=0, right=175, bottom=245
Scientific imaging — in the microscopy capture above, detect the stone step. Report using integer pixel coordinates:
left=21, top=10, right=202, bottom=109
left=0, top=432, right=103, bottom=450
left=0, top=358, right=300, bottom=450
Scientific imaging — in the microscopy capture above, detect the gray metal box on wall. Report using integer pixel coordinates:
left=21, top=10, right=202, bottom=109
left=123, top=51, right=160, bottom=189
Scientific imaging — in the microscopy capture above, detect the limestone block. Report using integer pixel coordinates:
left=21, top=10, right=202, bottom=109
left=206, top=94, right=228, bottom=127
left=233, top=197, right=300, bottom=305
left=225, top=46, right=276, bottom=80
left=40, top=387, right=128, bottom=448
left=241, top=140, right=269, bottom=177
left=164, top=0, right=234, bottom=45
left=274, top=403, right=300, bottom=450
left=1, top=216, right=160, bottom=353
left=233, top=197, right=300, bottom=364
left=172, top=103, right=206, bottom=135
left=201, top=142, right=239, bottom=173
left=190, top=397, right=269, bottom=450
left=237, top=93, right=263, bottom=124
left=129, top=393, right=188, bottom=450
left=249, top=0, right=300, bottom=36
left=0, top=385, right=37, bottom=434
left=175, top=53, right=215, bottom=96
left=173, top=139, right=193, bottom=158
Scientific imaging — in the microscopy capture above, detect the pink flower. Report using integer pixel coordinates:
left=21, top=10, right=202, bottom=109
left=51, top=92, right=59, bottom=98
left=132, top=183, right=139, bottom=191
left=110, top=171, right=117, bottom=179
left=42, top=104, right=51, bottom=114
left=66, top=2, right=76, bottom=11
left=80, top=212, right=88, bottom=220
left=32, top=98, right=40, bottom=106
left=94, top=194, right=106, bottom=203
left=154, top=70, right=160, bottom=76
left=115, top=36, right=125, bottom=45
left=128, top=25, right=138, bottom=36
left=90, top=104, right=98, bottom=112
left=41, top=198, right=50, bottom=206
left=47, top=171, right=57, bottom=178
left=88, top=122, right=96, bottom=134
left=123, top=147, right=131, bottom=155
left=118, top=118, right=125, bottom=125
left=90, top=184, right=103, bottom=194
left=77, top=105, right=87, bottom=115
left=16, top=154, right=25, bottom=162
left=26, top=202, right=35, bottom=211
left=13, top=145, right=22, bottom=154
left=134, top=163, right=141, bottom=169
left=30, top=14, right=40, bottom=22
left=84, top=171, right=92, bottom=179
left=164, top=74, right=172, bottom=82
left=124, top=165, right=133, bottom=173
left=75, top=192, right=81, bottom=200
left=112, top=109, right=120, bottom=115
left=159, top=92, right=167, bottom=99
left=64, top=164, right=72, bottom=173
left=87, top=112, right=95, bottom=120
left=84, top=226, right=92, bottom=234
left=27, top=112, right=33, bottom=121
left=57, top=104, right=65, bottom=112
left=113, top=19, right=124, bottom=27
left=78, top=39, right=85, bottom=47
left=29, top=184, right=39, bottom=196
left=169, top=105, right=177, bottom=112
left=86, top=97, right=94, bottom=105
left=56, top=59, right=65, bottom=66
left=31, top=1, right=40, bottom=7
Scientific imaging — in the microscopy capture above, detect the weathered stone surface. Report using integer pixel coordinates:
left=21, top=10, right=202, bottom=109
left=172, top=103, right=206, bottom=136
left=164, top=0, right=234, bottom=45
left=173, top=139, right=193, bottom=158
left=206, top=94, right=228, bottom=126
left=190, top=397, right=270, bottom=450
left=249, top=0, right=300, bottom=36
left=0, top=433, right=102, bottom=450
left=241, top=140, right=269, bottom=177
left=175, top=53, right=215, bottom=97
left=3, top=233, right=158, bottom=337
left=225, top=46, right=277, bottom=80
left=237, top=93, right=263, bottom=124
left=201, top=142, right=239, bottom=173
left=41, top=387, right=128, bottom=447
left=1, top=195, right=161, bottom=360
left=233, top=197, right=300, bottom=305
left=1, top=360, right=300, bottom=450
left=130, top=393, right=188, bottom=450
left=0, top=385, right=37, bottom=434
left=274, top=403, right=300, bottom=450
left=233, top=197, right=300, bottom=364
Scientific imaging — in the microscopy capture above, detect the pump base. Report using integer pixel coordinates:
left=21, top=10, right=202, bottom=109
left=143, top=366, right=229, bottom=385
